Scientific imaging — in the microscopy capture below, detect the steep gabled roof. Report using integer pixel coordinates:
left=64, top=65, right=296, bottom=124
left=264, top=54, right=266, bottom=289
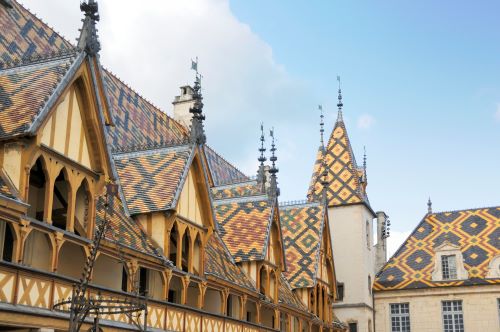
left=280, top=202, right=325, bottom=289
left=374, top=206, right=500, bottom=291
left=307, top=117, right=368, bottom=207
left=278, top=274, right=308, bottom=311
left=205, top=231, right=257, bottom=291
left=203, top=145, right=249, bottom=186
left=0, top=1, right=73, bottom=63
left=214, top=195, right=274, bottom=262
left=113, top=145, right=193, bottom=215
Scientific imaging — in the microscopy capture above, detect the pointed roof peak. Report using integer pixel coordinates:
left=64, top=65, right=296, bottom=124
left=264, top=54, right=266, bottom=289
left=77, top=0, right=101, bottom=56
left=257, top=123, right=267, bottom=187
left=268, top=128, right=280, bottom=198
left=336, top=75, right=344, bottom=123
left=189, top=57, right=206, bottom=145
left=427, top=197, right=433, bottom=214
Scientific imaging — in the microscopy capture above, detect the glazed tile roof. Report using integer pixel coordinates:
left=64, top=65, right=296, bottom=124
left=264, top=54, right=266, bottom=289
left=374, top=206, right=500, bottom=291
left=0, top=1, right=73, bottom=63
left=211, top=180, right=263, bottom=201
left=214, top=196, right=273, bottom=262
left=96, top=193, right=158, bottom=257
left=0, top=55, right=75, bottom=138
left=280, top=202, right=325, bottom=289
left=204, top=145, right=249, bottom=186
left=204, top=231, right=257, bottom=291
left=103, top=71, right=188, bottom=151
left=279, top=274, right=308, bottom=311
left=113, top=145, right=193, bottom=215
left=307, top=117, right=367, bottom=207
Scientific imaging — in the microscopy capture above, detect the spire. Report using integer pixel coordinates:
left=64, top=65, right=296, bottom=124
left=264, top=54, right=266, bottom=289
left=257, top=123, right=267, bottom=189
left=427, top=197, right=433, bottom=214
left=336, top=75, right=343, bottom=122
left=320, top=156, right=329, bottom=204
left=268, top=128, right=280, bottom=199
left=77, top=0, right=101, bottom=56
left=319, top=105, right=325, bottom=151
left=189, top=57, right=206, bottom=145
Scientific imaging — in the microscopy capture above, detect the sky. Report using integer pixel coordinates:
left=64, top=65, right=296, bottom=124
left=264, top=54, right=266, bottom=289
left=20, top=0, right=500, bottom=256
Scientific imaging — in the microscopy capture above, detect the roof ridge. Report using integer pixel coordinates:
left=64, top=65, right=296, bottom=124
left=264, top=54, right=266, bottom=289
left=204, top=144, right=249, bottom=184
left=0, top=49, right=77, bottom=71
left=279, top=200, right=320, bottom=208
left=430, top=205, right=500, bottom=216
left=112, top=143, right=191, bottom=159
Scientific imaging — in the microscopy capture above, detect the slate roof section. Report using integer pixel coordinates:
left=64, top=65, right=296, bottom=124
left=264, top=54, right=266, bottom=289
left=204, top=145, right=249, bottom=186
left=280, top=202, right=325, bottom=289
left=113, top=145, right=193, bottom=215
left=0, top=55, right=75, bottom=138
left=214, top=196, right=273, bottom=262
left=204, top=231, right=257, bottom=291
left=279, top=274, right=308, bottom=311
left=374, top=206, right=500, bottom=291
left=103, top=70, right=188, bottom=152
left=0, top=1, right=73, bottom=63
left=211, top=180, right=263, bottom=201
left=307, top=118, right=368, bottom=207
left=96, top=193, right=158, bottom=257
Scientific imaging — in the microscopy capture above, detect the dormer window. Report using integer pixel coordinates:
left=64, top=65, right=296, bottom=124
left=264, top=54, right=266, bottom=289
left=441, top=255, right=457, bottom=280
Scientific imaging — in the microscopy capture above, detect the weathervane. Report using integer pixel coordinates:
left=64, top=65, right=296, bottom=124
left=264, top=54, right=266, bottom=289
left=189, top=57, right=206, bottom=145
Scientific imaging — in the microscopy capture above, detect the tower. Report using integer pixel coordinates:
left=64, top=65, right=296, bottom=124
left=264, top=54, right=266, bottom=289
left=308, top=80, right=387, bottom=332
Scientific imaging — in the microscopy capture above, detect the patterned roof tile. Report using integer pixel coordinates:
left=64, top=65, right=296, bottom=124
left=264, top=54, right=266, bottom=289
left=205, top=231, right=256, bottom=291
left=215, top=197, right=272, bottom=262
left=279, top=274, right=307, bottom=311
left=113, top=146, right=192, bottom=215
left=374, top=206, right=500, bottom=291
left=211, top=180, right=263, bottom=201
left=280, top=203, right=324, bottom=289
left=204, top=145, right=248, bottom=186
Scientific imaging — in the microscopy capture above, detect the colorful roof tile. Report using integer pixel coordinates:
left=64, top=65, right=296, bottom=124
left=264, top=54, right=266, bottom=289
left=113, top=146, right=192, bottom=215
left=204, top=145, right=248, bottom=186
left=96, top=193, right=158, bottom=257
left=211, top=180, right=263, bottom=201
left=280, top=202, right=325, bottom=289
left=279, top=274, right=307, bottom=311
left=103, top=70, right=188, bottom=152
left=307, top=118, right=367, bottom=207
left=214, top=197, right=273, bottom=262
left=374, top=206, right=500, bottom=291
left=0, top=1, right=73, bottom=63
left=0, top=55, right=74, bottom=138
left=205, top=231, right=257, bottom=291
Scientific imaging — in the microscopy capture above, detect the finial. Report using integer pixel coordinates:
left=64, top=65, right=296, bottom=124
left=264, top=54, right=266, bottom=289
left=319, top=105, right=325, bottom=151
left=363, top=146, right=367, bottom=171
left=427, top=197, right=432, bottom=214
left=77, top=0, right=101, bottom=56
left=268, top=128, right=280, bottom=198
left=336, top=75, right=343, bottom=122
left=320, top=156, right=329, bottom=203
left=189, top=57, right=206, bottom=145
left=257, top=123, right=267, bottom=187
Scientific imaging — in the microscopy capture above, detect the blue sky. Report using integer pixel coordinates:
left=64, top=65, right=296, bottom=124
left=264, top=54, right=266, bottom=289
left=26, top=0, right=500, bottom=254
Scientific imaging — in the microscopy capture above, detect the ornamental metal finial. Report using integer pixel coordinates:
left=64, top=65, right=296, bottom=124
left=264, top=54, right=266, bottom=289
left=336, top=75, right=343, bottom=122
left=268, top=128, right=280, bottom=198
left=257, top=123, right=267, bottom=187
left=427, top=197, right=433, bottom=214
left=189, top=57, right=206, bottom=145
left=319, top=105, right=325, bottom=151
left=77, top=0, right=101, bottom=56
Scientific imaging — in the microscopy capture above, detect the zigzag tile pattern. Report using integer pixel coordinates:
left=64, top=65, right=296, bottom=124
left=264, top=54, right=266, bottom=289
left=0, top=57, right=72, bottom=138
left=204, top=232, right=256, bottom=290
left=204, top=145, right=248, bottom=186
left=374, top=207, right=500, bottom=291
left=280, top=203, right=324, bottom=289
left=114, top=147, right=191, bottom=215
left=96, top=193, right=157, bottom=256
left=307, top=120, right=366, bottom=207
left=211, top=181, right=263, bottom=200
left=215, top=198, right=272, bottom=262
left=0, top=2, right=72, bottom=63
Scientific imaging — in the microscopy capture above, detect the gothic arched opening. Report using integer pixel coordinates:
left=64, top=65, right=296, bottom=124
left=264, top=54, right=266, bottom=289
left=74, top=179, right=90, bottom=237
left=167, top=275, right=183, bottom=304
left=23, top=230, right=52, bottom=272
left=52, top=169, right=70, bottom=230
left=181, top=230, right=190, bottom=272
left=57, top=241, right=86, bottom=279
left=0, top=221, right=15, bottom=262
left=93, top=254, right=126, bottom=291
left=169, top=223, right=178, bottom=267
left=27, top=158, right=47, bottom=221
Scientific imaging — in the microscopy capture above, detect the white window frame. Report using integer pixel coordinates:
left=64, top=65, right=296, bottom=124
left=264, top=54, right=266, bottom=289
left=431, top=241, right=468, bottom=281
left=441, top=300, right=464, bottom=332
left=486, top=255, right=500, bottom=278
left=389, top=303, right=411, bottom=332
left=441, top=254, right=458, bottom=280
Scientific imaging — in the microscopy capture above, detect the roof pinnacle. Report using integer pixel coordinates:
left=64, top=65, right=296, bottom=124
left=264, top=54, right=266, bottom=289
left=319, top=105, right=325, bottom=151
left=77, top=0, right=101, bottom=56
left=268, top=128, right=280, bottom=198
left=427, top=197, right=433, bottom=214
left=336, top=75, right=343, bottom=122
left=257, top=123, right=267, bottom=187
left=189, top=57, right=206, bottom=145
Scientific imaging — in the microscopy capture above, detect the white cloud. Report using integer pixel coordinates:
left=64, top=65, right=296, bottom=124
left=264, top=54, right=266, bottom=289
left=387, top=230, right=411, bottom=258
left=495, top=104, right=500, bottom=122
left=357, top=114, right=376, bottom=129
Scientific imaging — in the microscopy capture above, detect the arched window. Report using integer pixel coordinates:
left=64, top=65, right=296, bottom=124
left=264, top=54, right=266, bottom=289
left=186, top=281, right=201, bottom=308
left=168, top=275, right=183, bottom=304
left=74, top=179, right=90, bottom=237
left=169, top=223, right=178, bottom=267
left=259, top=266, right=268, bottom=296
left=52, top=169, right=70, bottom=230
left=23, top=230, right=52, bottom=272
left=269, top=270, right=277, bottom=301
left=57, top=241, right=86, bottom=279
left=366, top=220, right=370, bottom=248
left=226, top=294, right=241, bottom=319
left=93, top=254, right=126, bottom=291
left=204, top=288, right=223, bottom=314
left=192, top=233, right=202, bottom=275
left=181, top=230, right=190, bottom=272
left=137, top=267, right=163, bottom=300
left=245, top=300, right=258, bottom=323
left=27, top=158, right=47, bottom=221
left=0, top=221, right=15, bottom=262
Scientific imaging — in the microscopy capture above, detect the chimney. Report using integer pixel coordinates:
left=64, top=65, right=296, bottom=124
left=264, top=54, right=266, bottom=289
left=172, top=85, right=195, bottom=129
left=375, top=211, right=389, bottom=273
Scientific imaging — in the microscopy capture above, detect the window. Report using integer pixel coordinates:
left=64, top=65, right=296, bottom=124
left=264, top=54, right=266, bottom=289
left=337, top=283, right=344, bottom=301
left=366, top=221, right=370, bottom=248
left=442, top=300, right=464, bottom=332
left=390, top=303, right=410, bottom=332
left=442, top=255, right=458, bottom=280
left=348, top=322, right=357, bottom=332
